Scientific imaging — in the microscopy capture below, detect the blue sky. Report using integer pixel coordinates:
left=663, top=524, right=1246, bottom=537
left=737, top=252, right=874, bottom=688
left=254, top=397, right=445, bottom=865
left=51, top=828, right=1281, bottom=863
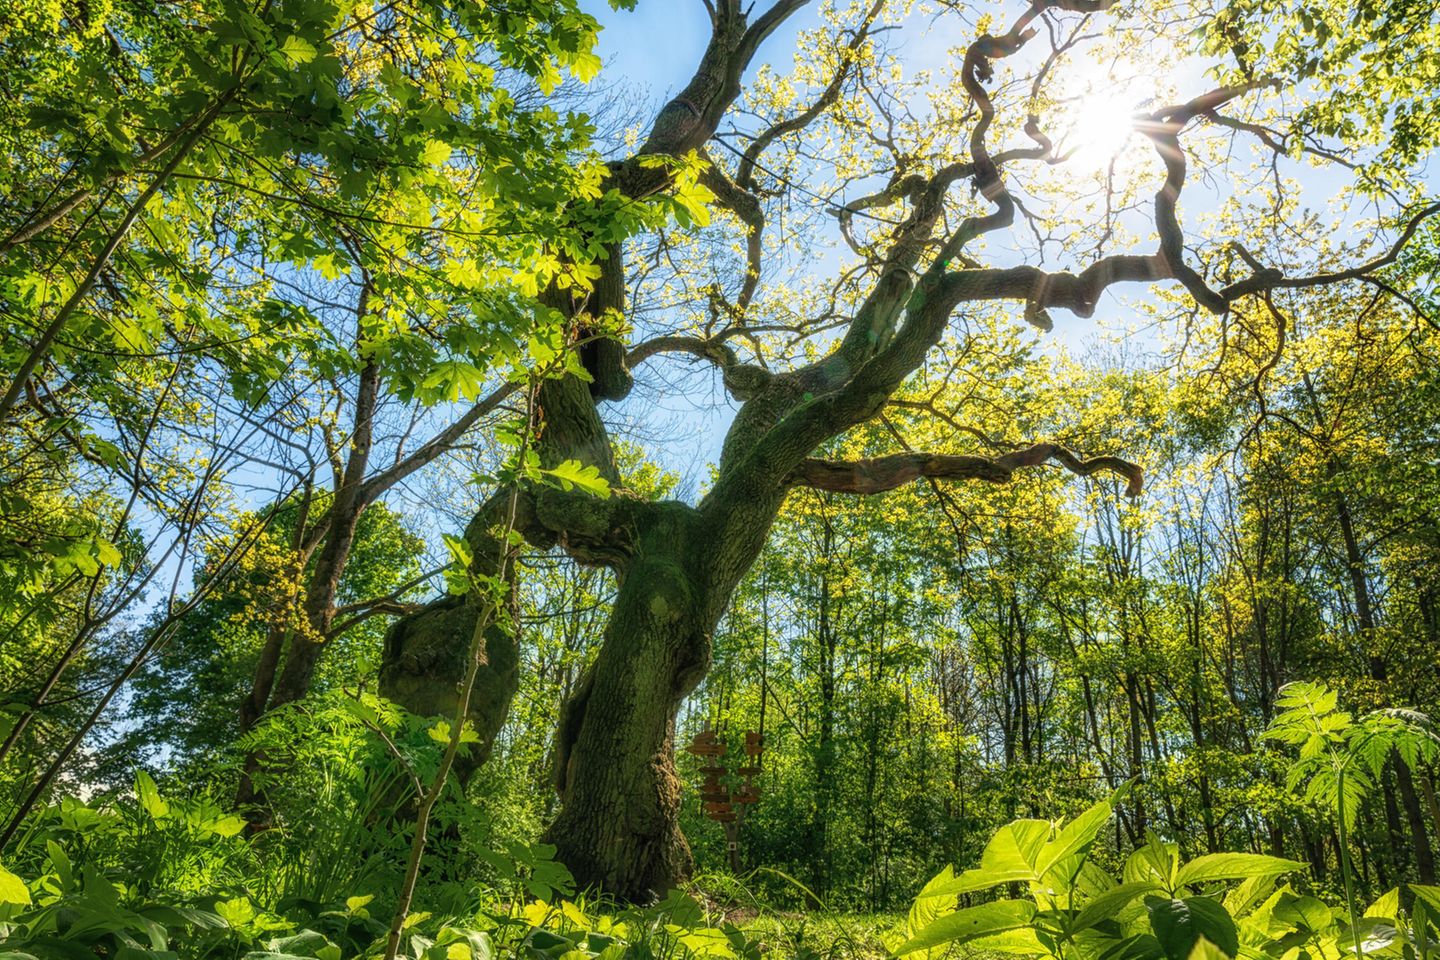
left=579, top=2, right=825, bottom=99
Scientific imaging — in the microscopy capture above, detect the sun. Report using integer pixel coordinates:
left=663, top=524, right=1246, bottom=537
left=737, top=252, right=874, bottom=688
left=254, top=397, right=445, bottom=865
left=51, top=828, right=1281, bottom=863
left=1072, top=92, right=1139, bottom=160
left=1059, top=78, right=1153, bottom=170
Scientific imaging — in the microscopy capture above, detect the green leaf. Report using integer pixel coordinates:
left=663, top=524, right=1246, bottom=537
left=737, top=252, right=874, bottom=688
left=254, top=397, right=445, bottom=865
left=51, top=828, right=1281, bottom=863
left=278, top=34, right=319, bottom=64
left=1186, top=936, right=1231, bottom=960
left=204, top=814, right=246, bottom=837
left=1174, top=854, right=1307, bottom=888
left=895, top=899, right=1037, bottom=957
left=924, top=866, right=1037, bottom=897
left=979, top=819, right=1051, bottom=877
left=46, top=840, right=72, bottom=890
left=94, top=539, right=123, bottom=568
left=1147, top=897, right=1239, bottom=960
left=1074, top=882, right=1164, bottom=932
left=543, top=460, right=611, bottom=498
left=968, top=927, right=1049, bottom=955
left=422, top=140, right=453, bottom=167
left=1037, top=795, right=1115, bottom=877
left=441, top=533, right=473, bottom=568
left=134, top=770, right=169, bottom=819
left=312, top=252, right=346, bottom=281
left=345, top=894, right=374, bottom=914
left=1410, top=885, right=1440, bottom=917
left=1364, top=887, right=1399, bottom=919
left=567, top=50, right=602, bottom=83
left=428, top=720, right=480, bottom=746
left=1273, top=893, right=1335, bottom=934
left=909, top=866, right=958, bottom=934
left=421, top=360, right=486, bottom=402
left=0, top=863, right=31, bottom=905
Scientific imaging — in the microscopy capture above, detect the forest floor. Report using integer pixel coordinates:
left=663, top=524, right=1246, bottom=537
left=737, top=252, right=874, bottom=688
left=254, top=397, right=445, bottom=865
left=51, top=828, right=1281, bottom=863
left=733, top=910, right=900, bottom=957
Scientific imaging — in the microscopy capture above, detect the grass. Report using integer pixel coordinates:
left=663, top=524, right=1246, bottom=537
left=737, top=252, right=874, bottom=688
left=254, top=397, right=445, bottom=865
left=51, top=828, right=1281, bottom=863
left=734, top=910, right=900, bottom=958
left=689, top=870, right=902, bottom=958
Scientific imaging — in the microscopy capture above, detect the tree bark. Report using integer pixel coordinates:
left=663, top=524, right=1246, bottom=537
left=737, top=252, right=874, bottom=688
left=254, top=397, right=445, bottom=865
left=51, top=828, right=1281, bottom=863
left=379, top=492, right=552, bottom=779
left=540, top=461, right=787, bottom=898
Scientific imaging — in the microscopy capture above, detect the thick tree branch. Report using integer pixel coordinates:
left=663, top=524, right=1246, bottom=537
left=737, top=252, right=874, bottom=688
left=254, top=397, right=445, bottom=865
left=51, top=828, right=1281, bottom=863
left=696, top=154, right=766, bottom=309
left=789, top=442, right=1142, bottom=496
left=1219, top=200, right=1440, bottom=300
left=626, top=334, right=738, bottom=368
left=625, top=333, right=772, bottom=398
left=1138, top=81, right=1277, bottom=313
left=357, top=382, right=517, bottom=507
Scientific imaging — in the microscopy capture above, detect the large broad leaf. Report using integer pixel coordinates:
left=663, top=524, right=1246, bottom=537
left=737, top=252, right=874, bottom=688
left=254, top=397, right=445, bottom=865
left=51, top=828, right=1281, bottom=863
left=1097, top=932, right=1166, bottom=960
left=1073, top=883, right=1165, bottom=933
left=983, top=820, right=1051, bottom=876
left=543, top=460, right=611, bottom=498
left=922, top=866, right=1037, bottom=897
left=1187, top=936, right=1232, bottom=960
left=969, top=927, right=1051, bottom=955
left=249, top=930, right=337, bottom=959
left=1273, top=894, right=1336, bottom=934
left=1365, top=888, right=1400, bottom=920
left=133, top=770, right=169, bottom=820
left=1037, top=796, right=1115, bottom=877
left=895, top=900, right=1038, bottom=957
left=0, top=864, right=30, bottom=905
left=909, top=866, right=958, bottom=933
left=1222, top=875, right=1278, bottom=918
left=1126, top=834, right=1179, bottom=887
left=1147, top=897, right=1239, bottom=960
left=923, top=820, right=1051, bottom=897
left=1175, top=854, right=1307, bottom=889
left=1410, top=885, right=1440, bottom=916
left=138, top=903, right=230, bottom=931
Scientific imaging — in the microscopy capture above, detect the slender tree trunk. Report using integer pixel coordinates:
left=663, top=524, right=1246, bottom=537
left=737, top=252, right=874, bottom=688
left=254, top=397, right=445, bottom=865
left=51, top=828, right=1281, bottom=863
left=1397, top=759, right=1437, bottom=882
left=237, top=345, right=380, bottom=815
left=813, top=512, right=838, bottom=895
left=1334, top=492, right=1435, bottom=878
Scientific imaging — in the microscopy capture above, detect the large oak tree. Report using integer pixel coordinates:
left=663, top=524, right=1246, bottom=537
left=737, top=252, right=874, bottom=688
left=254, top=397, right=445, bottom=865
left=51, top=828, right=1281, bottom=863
left=362, top=0, right=1437, bottom=900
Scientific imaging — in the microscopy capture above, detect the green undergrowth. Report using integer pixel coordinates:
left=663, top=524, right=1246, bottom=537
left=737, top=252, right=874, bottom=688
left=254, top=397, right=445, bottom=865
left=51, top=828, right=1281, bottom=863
left=725, top=911, right=898, bottom=959
left=3, top=682, right=1438, bottom=959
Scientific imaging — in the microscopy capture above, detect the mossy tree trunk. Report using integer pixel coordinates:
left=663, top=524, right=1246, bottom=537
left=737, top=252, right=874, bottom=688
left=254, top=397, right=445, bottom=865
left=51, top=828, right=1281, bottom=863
left=543, top=490, right=787, bottom=898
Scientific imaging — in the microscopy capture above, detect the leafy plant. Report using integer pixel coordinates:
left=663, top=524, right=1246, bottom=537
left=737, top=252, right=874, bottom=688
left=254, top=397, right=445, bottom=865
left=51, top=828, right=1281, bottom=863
left=896, top=786, right=1315, bottom=960
left=1261, top=682, right=1440, bottom=954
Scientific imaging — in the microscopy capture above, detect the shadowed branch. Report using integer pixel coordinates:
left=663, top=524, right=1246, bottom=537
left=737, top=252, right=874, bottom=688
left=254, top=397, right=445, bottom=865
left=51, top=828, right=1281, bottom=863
left=789, top=442, right=1143, bottom=496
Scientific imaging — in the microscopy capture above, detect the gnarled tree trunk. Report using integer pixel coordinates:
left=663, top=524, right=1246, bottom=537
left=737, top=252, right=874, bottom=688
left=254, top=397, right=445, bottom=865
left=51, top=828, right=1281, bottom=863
left=380, top=491, right=554, bottom=778
left=544, top=489, right=785, bottom=899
